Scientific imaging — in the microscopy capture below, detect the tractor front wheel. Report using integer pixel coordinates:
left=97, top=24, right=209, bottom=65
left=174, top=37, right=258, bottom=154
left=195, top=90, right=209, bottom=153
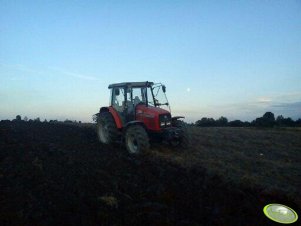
left=125, top=125, right=149, bottom=154
left=171, top=120, right=190, bottom=148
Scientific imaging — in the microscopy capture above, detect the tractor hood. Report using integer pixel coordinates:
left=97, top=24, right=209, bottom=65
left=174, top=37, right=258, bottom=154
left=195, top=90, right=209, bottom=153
left=136, top=105, right=170, bottom=116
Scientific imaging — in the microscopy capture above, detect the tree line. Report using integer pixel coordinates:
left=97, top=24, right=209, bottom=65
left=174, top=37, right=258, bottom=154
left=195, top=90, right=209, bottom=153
left=194, top=112, right=301, bottom=127
left=4, top=115, right=82, bottom=124
left=2, top=112, right=301, bottom=128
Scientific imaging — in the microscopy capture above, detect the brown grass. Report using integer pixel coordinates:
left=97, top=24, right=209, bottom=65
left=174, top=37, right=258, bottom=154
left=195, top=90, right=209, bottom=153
left=151, top=127, right=301, bottom=204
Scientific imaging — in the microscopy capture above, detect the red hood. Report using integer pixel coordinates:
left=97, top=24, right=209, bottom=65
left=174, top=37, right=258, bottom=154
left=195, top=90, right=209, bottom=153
left=136, top=105, right=170, bottom=115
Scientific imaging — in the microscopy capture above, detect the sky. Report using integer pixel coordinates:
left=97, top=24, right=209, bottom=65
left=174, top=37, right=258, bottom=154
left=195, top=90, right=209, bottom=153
left=1, top=0, right=301, bottom=123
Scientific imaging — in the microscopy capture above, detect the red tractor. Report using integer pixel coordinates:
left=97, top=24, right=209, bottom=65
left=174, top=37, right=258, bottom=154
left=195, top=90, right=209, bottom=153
left=95, top=81, right=189, bottom=154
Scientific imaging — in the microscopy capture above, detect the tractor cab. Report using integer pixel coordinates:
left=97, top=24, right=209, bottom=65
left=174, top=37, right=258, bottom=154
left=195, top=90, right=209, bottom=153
left=108, top=82, right=171, bottom=129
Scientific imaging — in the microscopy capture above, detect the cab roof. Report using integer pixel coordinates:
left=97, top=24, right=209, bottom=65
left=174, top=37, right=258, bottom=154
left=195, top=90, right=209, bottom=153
left=108, top=81, right=154, bottom=89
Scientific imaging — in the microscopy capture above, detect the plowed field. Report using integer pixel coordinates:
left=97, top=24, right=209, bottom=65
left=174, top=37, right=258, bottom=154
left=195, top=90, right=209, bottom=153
left=1, top=121, right=300, bottom=226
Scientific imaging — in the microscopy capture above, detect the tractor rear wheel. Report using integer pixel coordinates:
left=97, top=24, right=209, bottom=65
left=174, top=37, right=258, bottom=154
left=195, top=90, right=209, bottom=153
left=171, top=120, right=190, bottom=148
left=125, top=125, right=149, bottom=154
left=96, top=112, right=118, bottom=144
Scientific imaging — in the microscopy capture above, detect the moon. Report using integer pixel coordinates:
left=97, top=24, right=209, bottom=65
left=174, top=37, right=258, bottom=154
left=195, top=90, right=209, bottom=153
left=186, top=88, right=191, bottom=92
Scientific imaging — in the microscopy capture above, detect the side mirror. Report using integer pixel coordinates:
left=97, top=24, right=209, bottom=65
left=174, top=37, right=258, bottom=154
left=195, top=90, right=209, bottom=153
left=162, top=85, right=166, bottom=93
left=114, top=88, right=120, bottom=96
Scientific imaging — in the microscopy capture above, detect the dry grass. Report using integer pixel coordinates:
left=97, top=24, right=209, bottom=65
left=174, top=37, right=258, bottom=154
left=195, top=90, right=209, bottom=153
left=151, top=127, right=301, bottom=204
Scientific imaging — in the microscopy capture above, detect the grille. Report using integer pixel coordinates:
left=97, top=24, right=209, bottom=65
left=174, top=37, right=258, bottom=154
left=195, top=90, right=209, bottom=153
left=159, top=113, right=172, bottom=128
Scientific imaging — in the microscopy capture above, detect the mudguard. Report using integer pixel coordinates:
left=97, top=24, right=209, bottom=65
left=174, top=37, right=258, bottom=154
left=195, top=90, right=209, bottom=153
left=172, top=116, right=185, bottom=121
left=96, top=106, right=123, bottom=129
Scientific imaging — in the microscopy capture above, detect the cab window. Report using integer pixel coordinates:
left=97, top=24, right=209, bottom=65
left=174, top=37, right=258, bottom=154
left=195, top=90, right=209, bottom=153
left=112, top=87, right=125, bottom=112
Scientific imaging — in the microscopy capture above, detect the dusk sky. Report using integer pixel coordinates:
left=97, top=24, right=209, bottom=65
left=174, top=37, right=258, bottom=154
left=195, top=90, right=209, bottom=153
left=1, top=0, right=301, bottom=122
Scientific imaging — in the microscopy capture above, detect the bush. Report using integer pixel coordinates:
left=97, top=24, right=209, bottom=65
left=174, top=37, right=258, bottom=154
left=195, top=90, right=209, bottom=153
left=252, top=112, right=275, bottom=127
left=228, top=120, right=244, bottom=127
left=276, top=115, right=296, bottom=127
left=216, top=116, right=228, bottom=127
left=195, top=117, right=216, bottom=127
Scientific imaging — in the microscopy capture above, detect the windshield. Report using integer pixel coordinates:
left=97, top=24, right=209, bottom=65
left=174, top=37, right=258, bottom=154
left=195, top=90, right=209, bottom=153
left=149, top=84, right=170, bottom=112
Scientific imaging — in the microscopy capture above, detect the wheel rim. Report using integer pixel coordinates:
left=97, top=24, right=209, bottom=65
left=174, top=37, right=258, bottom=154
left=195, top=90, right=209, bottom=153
left=127, top=135, right=139, bottom=153
left=98, top=122, right=109, bottom=143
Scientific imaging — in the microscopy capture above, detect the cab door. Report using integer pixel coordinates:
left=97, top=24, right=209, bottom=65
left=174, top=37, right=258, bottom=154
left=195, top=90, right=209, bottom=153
left=111, top=87, right=126, bottom=124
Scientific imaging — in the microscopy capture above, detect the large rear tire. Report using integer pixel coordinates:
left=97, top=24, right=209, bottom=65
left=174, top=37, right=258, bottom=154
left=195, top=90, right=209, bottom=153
left=125, top=125, right=149, bottom=154
left=96, top=112, right=118, bottom=144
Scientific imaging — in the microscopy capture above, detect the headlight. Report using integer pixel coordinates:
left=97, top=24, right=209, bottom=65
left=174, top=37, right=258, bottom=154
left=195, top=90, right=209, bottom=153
left=159, top=113, right=172, bottom=127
